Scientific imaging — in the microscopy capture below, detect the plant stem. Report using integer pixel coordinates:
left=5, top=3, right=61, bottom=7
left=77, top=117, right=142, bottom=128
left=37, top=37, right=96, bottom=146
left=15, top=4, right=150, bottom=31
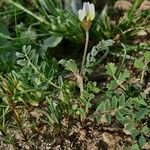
left=140, top=62, right=148, bottom=84
left=78, top=30, right=89, bottom=93
left=80, top=30, right=89, bottom=76
left=113, top=75, right=126, bottom=91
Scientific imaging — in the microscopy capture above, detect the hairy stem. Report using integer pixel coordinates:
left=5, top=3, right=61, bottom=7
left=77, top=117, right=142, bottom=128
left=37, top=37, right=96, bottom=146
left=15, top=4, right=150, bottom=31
left=80, top=30, right=89, bottom=76
left=78, top=30, right=89, bottom=93
left=113, top=75, right=126, bottom=91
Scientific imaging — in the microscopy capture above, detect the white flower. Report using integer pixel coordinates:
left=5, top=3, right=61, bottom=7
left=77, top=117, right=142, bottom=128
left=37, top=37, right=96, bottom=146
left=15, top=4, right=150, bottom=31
left=78, top=2, right=95, bottom=22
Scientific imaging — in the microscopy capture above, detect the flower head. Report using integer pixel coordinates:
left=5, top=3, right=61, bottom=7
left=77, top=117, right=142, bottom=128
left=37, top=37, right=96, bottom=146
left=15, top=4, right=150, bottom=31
left=78, top=2, right=95, bottom=30
left=78, top=2, right=95, bottom=21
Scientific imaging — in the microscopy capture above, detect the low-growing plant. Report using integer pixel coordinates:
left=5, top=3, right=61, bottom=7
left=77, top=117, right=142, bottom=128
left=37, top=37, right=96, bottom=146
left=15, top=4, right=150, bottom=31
left=0, top=0, right=150, bottom=149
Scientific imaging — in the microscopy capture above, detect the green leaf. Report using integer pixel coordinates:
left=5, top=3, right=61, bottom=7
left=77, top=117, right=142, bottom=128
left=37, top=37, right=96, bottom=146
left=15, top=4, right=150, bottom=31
left=96, top=101, right=105, bottom=112
left=21, top=67, right=32, bottom=74
left=144, top=51, right=150, bottom=62
left=118, top=69, right=130, bottom=83
left=72, top=104, right=78, bottom=110
left=126, top=98, right=134, bottom=106
left=87, top=82, right=100, bottom=93
left=120, top=108, right=131, bottom=114
left=135, top=108, right=149, bottom=121
left=60, top=59, right=78, bottom=73
left=112, top=96, right=118, bottom=108
left=105, top=99, right=111, bottom=110
left=29, top=49, right=36, bottom=59
left=115, top=111, right=124, bottom=121
left=16, top=52, right=25, bottom=58
left=105, top=63, right=117, bottom=76
left=131, top=144, right=140, bottom=150
left=134, top=58, right=145, bottom=69
left=29, top=100, right=39, bottom=106
left=22, top=45, right=32, bottom=55
left=40, top=61, right=47, bottom=72
left=141, top=126, right=150, bottom=135
left=20, top=29, right=37, bottom=43
left=119, top=95, right=126, bottom=106
left=138, top=135, right=146, bottom=147
left=106, top=80, right=118, bottom=90
left=17, top=59, right=28, bottom=66
left=43, top=36, right=63, bottom=50
left=124, top=123, right=134, bottom=133
left=47, top=69, right=54, bottom=81
left=32, top=53, right=39, bottom=66
left=131, top=129, right=140, bottom=139
left=133, top=98, right=148, bottom=106
left=58, top=75, right=64, bottom=87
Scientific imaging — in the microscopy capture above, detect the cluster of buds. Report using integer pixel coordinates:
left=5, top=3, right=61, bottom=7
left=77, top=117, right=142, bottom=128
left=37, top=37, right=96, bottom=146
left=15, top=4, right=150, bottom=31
left=78, top=2, right=95, bottom=31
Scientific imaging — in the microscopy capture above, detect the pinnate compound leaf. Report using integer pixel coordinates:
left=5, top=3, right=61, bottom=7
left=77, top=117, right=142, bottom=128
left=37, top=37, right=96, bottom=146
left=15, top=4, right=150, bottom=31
left=105, top=63, right=117, bottom=76
left=60, top=59, right=78, bottom=73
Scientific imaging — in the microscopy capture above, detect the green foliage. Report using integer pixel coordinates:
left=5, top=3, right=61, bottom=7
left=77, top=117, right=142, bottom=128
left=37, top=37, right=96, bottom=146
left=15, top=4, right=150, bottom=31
left=85, top=39, right=114, bottom=74
left=6, top=0, right=84, bottom=44
left=0, top=0, right=150, bottom=149
left=105, top=63, right=130, bottom=90
left=134, top=51, right=150, bottom=83
left=96, top=90, right=150, bottom=148
left=134, top=51, right=150, bottom=69
left=93, top=6, right=112, bottom=38
left=59, top=59, right=79, bottom=74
